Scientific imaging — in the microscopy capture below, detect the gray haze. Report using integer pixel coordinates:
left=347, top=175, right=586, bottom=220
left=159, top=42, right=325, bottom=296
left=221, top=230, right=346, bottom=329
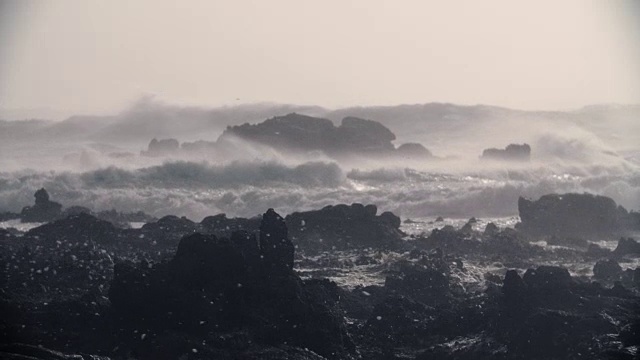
left=1, top=0, right=640, bottom=118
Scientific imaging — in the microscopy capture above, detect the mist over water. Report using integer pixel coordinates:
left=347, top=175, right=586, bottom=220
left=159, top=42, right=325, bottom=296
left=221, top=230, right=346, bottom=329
left=1, top=101, right=639, bottom=220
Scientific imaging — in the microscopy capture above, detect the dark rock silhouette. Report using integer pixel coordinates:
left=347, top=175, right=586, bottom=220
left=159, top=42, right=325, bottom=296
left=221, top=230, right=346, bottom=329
left=260, top=208, right=294, bottom=274
left=199, top=213, right=261, bottom=238
left=593, top=258, right=623, bottom=281
left=286, top=203, right=405, bottom=252
left=396, top=142, right=433, bottom=159
left=141, top=138, right=179, bottom=156
left=26, top=212, right=120, bottom=245
left=516, top=193, right=629, bottom=237
left=613, top=237, right=640, bottom=257
left=222, top=113, right=397, bottom=156
left=483, top=222, right=499, bottom=236
left=522, top=265, right=573, bottom=292
left=108, top=208, right=355, bottom=359
left=20, top=188, right=63, bottom=223
left=219, top=113, right=434, bottom=160
left=481, top=143, right=531, bottom=161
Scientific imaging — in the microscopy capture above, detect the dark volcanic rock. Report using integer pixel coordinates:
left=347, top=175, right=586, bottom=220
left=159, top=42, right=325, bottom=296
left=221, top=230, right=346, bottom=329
left=199, top=213, right=261, bottom=238
left=0, top=211, right=20, bottom=222
left=522, top=266, right=573, bottom=292
left=613, top=237, right=640, bottom=257
left=516, top=193, right=629, bottom=237
left=593, top=259, right=623, bottom=281
left=483, top=222, right=499, bottom=236
left=139, top=215, right=198, bottom=245
left=220, top=113, right=432, bottom=160
left=286, top=203, right=405, bottom=252
left=20, top=188, right=63, bottom=223
left=26, top=213, right=120, bottom=245
left=481, top=143, right=531, bottom=161
left=509, top=309, right=617, bottom=359
left=0, top=343, right=111, bottom=360
left=108, top=208, right=355, bottom=359
left=364, top=295, right=436, bottom=347
left=260, top=208, right=294, bottom=274
left=61, top=205, right=92, bottom=217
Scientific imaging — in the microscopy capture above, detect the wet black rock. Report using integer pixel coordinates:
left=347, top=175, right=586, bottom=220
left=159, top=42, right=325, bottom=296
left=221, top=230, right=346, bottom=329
left=139, top=215, right=199, bottom=245
left=199, top=213, right=261, bottom=237
left=509, top=309, right=616, bottom=359
left=483, top=222, right=499, bottom=236
left=286, top=203, right=405, bottom=252
left=364, top=295, right=436, bottom=347
left=613, top=237, right=640, bottom=257
left=20, top=188, right=63, bottom=223
left=418, top=225, right=479, bottom=254
left=593, top=259, right=623, bottom=281
left=108, top=209, right=355, bottom=359
left=384, top=253, right=453, bottom=306
left=502, top=269, right=527, bottom=305
left=0, top=343, right=111, bottom=360
left=516, top=193, right=629, bottom=237
left=0, top=211, right=20, bottom=222
left=522, top=266, right=574, bottom=292
left=26, top=213, right=120, bottom=245
left=481, top=143, right=531, bottom=161
left=61, top=205, right=92, bottom=217
left=586, top=243, right=611, bottom=258
left=260, top=208, right=294, bottom=274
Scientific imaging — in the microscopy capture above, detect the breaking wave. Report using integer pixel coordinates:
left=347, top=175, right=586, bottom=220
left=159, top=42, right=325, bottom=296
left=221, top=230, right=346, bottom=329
left=1, top=158, right=639, bottom=221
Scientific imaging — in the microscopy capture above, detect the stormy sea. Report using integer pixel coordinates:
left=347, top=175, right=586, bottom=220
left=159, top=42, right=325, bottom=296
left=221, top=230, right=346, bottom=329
left=1, top=101, right=640, bottom=359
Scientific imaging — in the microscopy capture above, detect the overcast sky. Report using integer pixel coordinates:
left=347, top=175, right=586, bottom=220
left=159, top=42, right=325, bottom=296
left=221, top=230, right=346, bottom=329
left=1, top=0, right=639, bottom=116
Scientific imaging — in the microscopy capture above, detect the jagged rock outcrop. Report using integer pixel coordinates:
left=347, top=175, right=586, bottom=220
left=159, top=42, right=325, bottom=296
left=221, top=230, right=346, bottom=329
left=220, top=113, right=433, bottom=160
left=260, top=208, right=294, bottom=274
left=593, top=259, right=623, bottom=281
left=108, top=208, right=355, bottom=359
left=481, top=143, right=531, bottom=161
left=516, top=193, right=630, bottom=237
left=285, top=203, right=405, bottom=252
left=222, top=113, right=397, bottom=156
left=613, top=237, right=640, bottom=257
left=20, top=188, right=63, bottom=223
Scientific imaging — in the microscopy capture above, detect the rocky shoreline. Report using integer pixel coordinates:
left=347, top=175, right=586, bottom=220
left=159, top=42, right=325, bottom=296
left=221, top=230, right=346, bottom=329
left=1, top=191, right=639, bottom=359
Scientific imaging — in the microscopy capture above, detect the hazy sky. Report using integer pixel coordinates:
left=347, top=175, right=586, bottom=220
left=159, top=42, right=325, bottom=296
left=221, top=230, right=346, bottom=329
left=1, top=0, right=639, bottom=116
